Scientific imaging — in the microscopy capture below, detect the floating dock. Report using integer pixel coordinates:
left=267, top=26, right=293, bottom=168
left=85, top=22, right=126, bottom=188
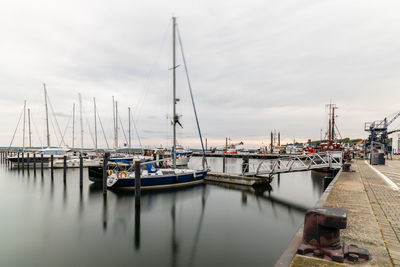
left=276, top=159, right=400, bottom=266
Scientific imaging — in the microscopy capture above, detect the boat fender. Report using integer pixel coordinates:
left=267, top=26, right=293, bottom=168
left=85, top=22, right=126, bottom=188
left=107, top=170, right=113, bottom=176
left=120, top=171, right=127, bottom=178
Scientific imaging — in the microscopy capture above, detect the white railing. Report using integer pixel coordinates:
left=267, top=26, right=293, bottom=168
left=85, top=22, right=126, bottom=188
left=245, top=152, right=342, bottom=177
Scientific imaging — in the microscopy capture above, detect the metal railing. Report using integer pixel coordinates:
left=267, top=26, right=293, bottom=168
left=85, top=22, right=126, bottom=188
left=244, top=152, right=342, bottom=177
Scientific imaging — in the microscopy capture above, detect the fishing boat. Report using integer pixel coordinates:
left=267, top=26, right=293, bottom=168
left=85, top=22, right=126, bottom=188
left=106, top=17, right=208, bottom=189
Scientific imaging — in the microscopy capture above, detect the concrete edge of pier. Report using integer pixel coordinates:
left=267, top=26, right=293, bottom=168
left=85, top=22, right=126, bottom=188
left=275, top=159, right=396, bottom=266
left=274, top=169, right=342, bottom=267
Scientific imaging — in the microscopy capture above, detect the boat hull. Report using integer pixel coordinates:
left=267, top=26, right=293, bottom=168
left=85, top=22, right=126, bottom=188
left=109, top=170, right=208, bottom=190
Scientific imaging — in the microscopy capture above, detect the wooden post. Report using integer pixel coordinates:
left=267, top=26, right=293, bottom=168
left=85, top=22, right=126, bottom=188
left=103, top=152, right=109, bottom=195
left=63, top=155, right=67, bottom=181
left=33, top=154, right=36, bottom=175
left=22, top=152, right=25, bottom=171
left=17, top=152, right=20, bottom=170
left=27, top=153, right=30, bottom=174
left=135, top=204, right=141, bottom=250
left=40, top=154, right=44, bottom=176
left=135, top=160, right=141, bottom=207
left=158, top=154, right=164, bottom=168
left=222, top=154, right=226, bottom=173
left=79, top=154, right=83, bottom=188
left=50, top=155, right=54, bottom=179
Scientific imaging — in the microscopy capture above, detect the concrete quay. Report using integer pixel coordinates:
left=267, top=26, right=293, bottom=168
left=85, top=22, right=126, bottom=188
left=279, top=159, right=400, bottom=266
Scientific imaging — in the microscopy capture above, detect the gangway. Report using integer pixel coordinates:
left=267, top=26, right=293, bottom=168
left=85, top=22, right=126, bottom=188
left=244, top=152, right=342, bottom=178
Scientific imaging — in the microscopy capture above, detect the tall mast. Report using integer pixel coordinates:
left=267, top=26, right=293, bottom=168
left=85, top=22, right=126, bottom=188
left=115, top=101, right=118, bottom=149
left=128, top=107, right=131, bottom=150
left=44, top=84, right=50, bottom=148
left=23, top=100, right=26, bottom=151
left=28, top=108, right=32, bottom=148
left=72, top=103, right=75, bottom=149
left=112, top=96, right=116, bottom=149
left=79, top=93, right=83, bottom=154
left=328, top=104, right=332, bottom=147
left=94, top=97, right=97, bottom=151
left=172, top=16, right=177, bottom=168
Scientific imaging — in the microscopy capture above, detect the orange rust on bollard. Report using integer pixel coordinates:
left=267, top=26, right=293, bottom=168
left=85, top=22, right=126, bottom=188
left=297, top=207, right=370, bottom=263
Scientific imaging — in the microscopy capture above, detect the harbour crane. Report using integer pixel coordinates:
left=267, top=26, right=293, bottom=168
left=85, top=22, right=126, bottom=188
left=364, top=111, right=400, bottom=155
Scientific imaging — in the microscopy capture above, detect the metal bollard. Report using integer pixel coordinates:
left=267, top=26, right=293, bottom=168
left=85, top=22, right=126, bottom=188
left=22, top=152, right=25, bottom=171
left=135, top=160, right=141, bottom=207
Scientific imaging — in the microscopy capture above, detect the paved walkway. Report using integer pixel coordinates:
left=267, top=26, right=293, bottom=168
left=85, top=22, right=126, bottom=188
left=291, top=159, right=400, bottom=266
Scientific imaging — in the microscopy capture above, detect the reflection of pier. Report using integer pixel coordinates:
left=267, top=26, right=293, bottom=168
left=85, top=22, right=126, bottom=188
left=207, top=181, right=309, bottom=213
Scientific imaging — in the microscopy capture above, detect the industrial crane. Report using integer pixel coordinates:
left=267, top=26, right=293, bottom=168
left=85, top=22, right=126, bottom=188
left=364, top=111, right=400, bottom=155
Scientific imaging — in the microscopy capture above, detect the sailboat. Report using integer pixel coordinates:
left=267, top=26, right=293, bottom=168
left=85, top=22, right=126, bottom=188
left=107, top=17, right=208, bottom=189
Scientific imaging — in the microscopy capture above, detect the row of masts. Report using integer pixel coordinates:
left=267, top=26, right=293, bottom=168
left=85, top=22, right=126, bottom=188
left=19, top=84, right=136, bottom=152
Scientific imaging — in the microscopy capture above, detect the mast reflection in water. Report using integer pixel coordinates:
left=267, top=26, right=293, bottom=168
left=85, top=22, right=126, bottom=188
left=0, top=158, right=324, bottom=267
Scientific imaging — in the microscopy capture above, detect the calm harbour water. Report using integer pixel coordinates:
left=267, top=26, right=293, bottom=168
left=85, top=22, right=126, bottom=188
left=0, top=157, right=325, bottom=267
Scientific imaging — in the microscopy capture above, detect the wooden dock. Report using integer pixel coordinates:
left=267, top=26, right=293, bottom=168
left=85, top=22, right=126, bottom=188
left=205, top=172, right=272, bottom=186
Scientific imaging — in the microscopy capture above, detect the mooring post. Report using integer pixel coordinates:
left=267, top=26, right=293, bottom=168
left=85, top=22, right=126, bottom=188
left=158, top=154, right=163, bottom=168
left=242, top=155, right=249, bottom=174
left=222, top=154, right=226, bottom=173
left=33, top=153, right=36, bottom=174
left=17, top=152, right=20, bottom=170
left=63, top=155, right=67, bottom=182
left=22, top=152, right=25, bottom=171
left=79, top=154, right=83, bottom=188
left=50, top=155, right=54, bottom=179
left=135, top=160, right=141, bottom=207
left=103, top=152, right=109, bottom=195
left=40, top=154, right=44, bottom=176
left=27, top=153, right=30, bottom=174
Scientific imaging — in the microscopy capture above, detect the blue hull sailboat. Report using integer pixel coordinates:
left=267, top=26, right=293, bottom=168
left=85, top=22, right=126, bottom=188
left=106, top=17, right=208, bottom=190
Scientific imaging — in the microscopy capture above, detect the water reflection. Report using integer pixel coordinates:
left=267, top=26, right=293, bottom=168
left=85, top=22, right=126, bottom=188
left=0, top=160, right=325, bottom=267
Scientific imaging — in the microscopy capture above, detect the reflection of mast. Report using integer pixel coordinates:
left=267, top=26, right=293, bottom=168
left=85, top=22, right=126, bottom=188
left=188, top=185, right=208, bottom=266
left=171, top=194, right=178, bottom=267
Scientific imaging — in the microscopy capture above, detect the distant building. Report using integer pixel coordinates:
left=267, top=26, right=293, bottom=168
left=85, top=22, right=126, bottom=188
left=391, top=133, right=400, bottom=154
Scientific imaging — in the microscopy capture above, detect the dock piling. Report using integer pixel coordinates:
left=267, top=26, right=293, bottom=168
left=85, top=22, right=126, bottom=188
left=135, top=160, right=141, bottom=207
left=242, top=156, right=249, bottom=174
left=22, top=152, right=24, bottom=171
left=222, top=154, right=226, bottom=173
left=63, top=155, right=67, bottom=181
left=102, top=152, right=109, bottom=195
left=79, top=154, right=83, bottom=188
left=27, top=153, right=30, bottom=174
left=40, top=154, right=44, bottom=176
left=33, top=154, right=36, bottom=175
left=50, top=155, right=54, bottom=179
left=17, top=152, right=20, bottom=170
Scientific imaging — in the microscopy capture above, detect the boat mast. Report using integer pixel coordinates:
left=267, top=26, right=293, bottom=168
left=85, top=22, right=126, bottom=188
left=23, top=100, right=26, bottom=151
left=94, top=97, right=97, bottom=151
left=115, top=100, right=119, bottom=149
left=28, top=108, right=31, bottom=148
left=112, top=96, right=116, bottom=149
left=79, top=93, right=83, bottom=154
left=172, top=16, right=177, bottom=169
left=72, top=103, right=75, bottom=149
left=128, top=107, right=131, bottom=150
left=44, top=84, right=50, bottom=148
left=328, top=104, right=332, bottom=148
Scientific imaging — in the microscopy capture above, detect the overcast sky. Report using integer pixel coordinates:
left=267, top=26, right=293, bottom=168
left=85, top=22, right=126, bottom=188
left=1, top=0, right=400, bottom=149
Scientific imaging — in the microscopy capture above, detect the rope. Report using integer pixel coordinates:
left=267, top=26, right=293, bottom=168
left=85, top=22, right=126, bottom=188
left=131, top=112, right=144, bottom=154
left=176, top=25, right=207, bottom=168
left=97, top=111, right=110, bottom=149
left=8, top=106, right=24, bottom=149
left=118, top=115, right=128, bottom=145
left=47, top=92, right=66, bottom=147
left=31, top=113, right=44, bottom=147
